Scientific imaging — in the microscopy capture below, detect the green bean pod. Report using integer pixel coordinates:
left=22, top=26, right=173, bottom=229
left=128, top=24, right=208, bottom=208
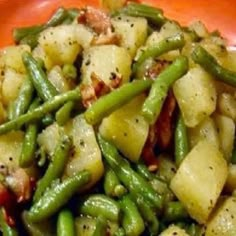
left=33, top=135, right=72, bottom=203
left=175, top=113, right=189, bottom=166
left=27, top=170, right=90, bottom=222
left=92, top=216, right=107, bottom=236
left=56, top=101, right=74, bottom=126
left=98, top=134, right=164, bottom=210
left=192, top=45, right=236, bottom=87
left=77, top=194, right=120, bottom=222
left=0, top=88, right=81, bottom=135
left=22, top=51, right=58, bottom=101
left=19, top=98, right=40, bottom=168
left=9, top=77, right=34, bottom=120
left=114, top=228, right=126, bottom=236
left=120, top=195, right=145, bottom=236
left=84, top=79, right=152, bottom=125
left=114, top=2, right=166, bottom=26
left=57, top=209, right=75, bottom=236
left=133, top=33, right=185, bottom=75
left=142, top=55, right=188, bottom=124
left=0, top=208, right=19, bottom=236
left=134, top=163, right=155, bottom=181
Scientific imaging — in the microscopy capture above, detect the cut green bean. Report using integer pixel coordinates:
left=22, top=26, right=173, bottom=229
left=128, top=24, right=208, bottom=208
left=62, top=64, right=77, bottom=80
left=28, top=170, right=90, bottom=222
left=114, top=2, right=166, bottom=26
left=142, top=56, right=188, bottom=124
left=19, top=98, right=40, bottom=168
left=187, top=223, right=203, bottom=236
left=175, top=113, right=189, bottom=167
left=77, top=194, right=120, bottom=222
left=133, top=34, right=185, bottom=75
left=98, top=134, right=164, bottom=210
left=57, top=209, right=75, bottom=236
left=134, top=162, right=155, bottom=181
left=135, top=196, right=159, bottom=235
left=0, top=208, right=19, bottom=236
left=33, top=135, right=72, bottom=203
left=120, top=195, right=145, bottom=236
left=9, top=77, right=34, bottom=120
left=41, top=114, right=55, bottom=127
left=84, top=79, right=152, bottom=125
left=114, top=228, right=126, bottom=236
left=163, top=201, right=188, bottom=222
left=92, top=216, right=107, bottom=236
left=56, top=101, right=74, bottom=126
left=192, top=45, right=236, bottom=87
left=22, top=52, right=58, bottom=101
left=0, top=88, right=81, bottom=135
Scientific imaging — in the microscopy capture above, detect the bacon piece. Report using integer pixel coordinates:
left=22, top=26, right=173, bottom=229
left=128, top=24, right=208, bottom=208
left=155, top=90, right=176, bottom=150
left=79, top=7, right=112, bottom=34
left=5, top=168, right=31, bottom=203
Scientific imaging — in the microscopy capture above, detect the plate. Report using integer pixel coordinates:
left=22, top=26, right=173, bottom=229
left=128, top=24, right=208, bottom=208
left=0, top=0, right=235, bottom=47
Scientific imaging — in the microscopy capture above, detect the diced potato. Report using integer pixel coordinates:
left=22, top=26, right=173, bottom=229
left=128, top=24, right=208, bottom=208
left=81, top=45, right=131, bottom=85
left=32, top=45, right=54, bottom=70
left=0, top=131, right=24, bottom=169
left=38, top=115, right=104, bottom=188
left=47, top=66, right=73, bottom=93
left=2, top=68, right=26, bottom=106
left=0, top=102, right=6, bottom=124
left=99, top=94, right=149, bottom=162
left=222, top=50, right=236, bottom=72
left=218, top=93, right=236, bottom=121
left=205, top=197, right=236, bottom=236
left=170, top=140, right=228, bottom=224
left=38, top=25, right=81, bottom=67
left=160, top=224, right=190, bottom=236
left=188, top=21, right=209, bottom=38
left=225, top=164, right=236, bottom=193
left=63, top=115, right=104, bottom=188
left=188, top=117, right=220, bottom=149
left=1, top=45, right=30, bottom=73
left=173, top=67, right=216, bottom=127
left=112, top=16, right=148, bottom=57
left=214, top=114, right=235, bottom=161
left=74, top=24, right=95, bottom=49
left=100, top=0, right=126, bottom=10
left=139, top=21, right=182, bottom=61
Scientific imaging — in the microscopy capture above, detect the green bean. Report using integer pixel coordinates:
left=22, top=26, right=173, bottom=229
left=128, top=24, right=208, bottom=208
left=84, top=79, right=152, bottom=125
left=104, top=166, right=126, bottom=197
left=57, top=209, right=75, bottom=236
left=27, top=170, right=90, bottom=222
left=41, top=114, right=55, bottom=127
left=92, top=216, right=107, bottom=236
left=192, top=45, right=236, bottom=87
left=163, top=201, right=188, bottom=222
left=114, top=228, right=126, bottom=236
left=33, top=135, right=72, bottom=203
left=0, top=88, right=81, bottom=135
left=120, top=195, right=145, bottom=236
left=77, top=194, right=120, bottom=222
left=0, top=208, right=18, bottom=236
left=134, top=162, right=155, bottom=181
left=98, top=134, right=164, bottom=210
left=9, top=77, right=34, bottom=120
left=132, top=34, right=185, bottom=75
left=114, top=2, right=166, bottom=26
left=19, top=98, right=40, bottom=168
left=22, top=211, right=56, bottom=236
left=142, top=55, right=188, bottom=124
left=45, top=7, right=69, bottom=28
left=56, top=101, right=74, bottom=126
left=22, top=52, right=58, bottom=101
left=62, top=64, right=77, bottom=80
left=175, top=113, right=189, bottom=166
left=186, top=223, right=203, bottom=236
left=135, top=196, right=159, bottom=235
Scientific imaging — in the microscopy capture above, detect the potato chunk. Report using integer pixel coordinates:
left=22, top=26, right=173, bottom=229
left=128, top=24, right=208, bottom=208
left=160, top=224, right=190, bottom=236
left=173, top=67, right=216, bottom=127
left=170, top=140, right=228, bottom=223
left=112, top=16, right=148, bottom=57
left=81, top=45, right=131, bottom=85
left=99, top=94, right=149, bottom=162
left=206, top=197, right=236, bottom=236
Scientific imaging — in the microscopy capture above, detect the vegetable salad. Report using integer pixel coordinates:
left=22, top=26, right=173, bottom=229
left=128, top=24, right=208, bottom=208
left=0, top=1, right=236, bottom=235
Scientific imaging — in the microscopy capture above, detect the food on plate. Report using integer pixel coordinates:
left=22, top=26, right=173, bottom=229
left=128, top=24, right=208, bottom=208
left=0, top=1, right=236, bottom=235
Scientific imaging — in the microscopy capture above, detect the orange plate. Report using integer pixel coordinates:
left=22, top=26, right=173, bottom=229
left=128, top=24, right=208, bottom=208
left=0, top=0, right=235, bottom=47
